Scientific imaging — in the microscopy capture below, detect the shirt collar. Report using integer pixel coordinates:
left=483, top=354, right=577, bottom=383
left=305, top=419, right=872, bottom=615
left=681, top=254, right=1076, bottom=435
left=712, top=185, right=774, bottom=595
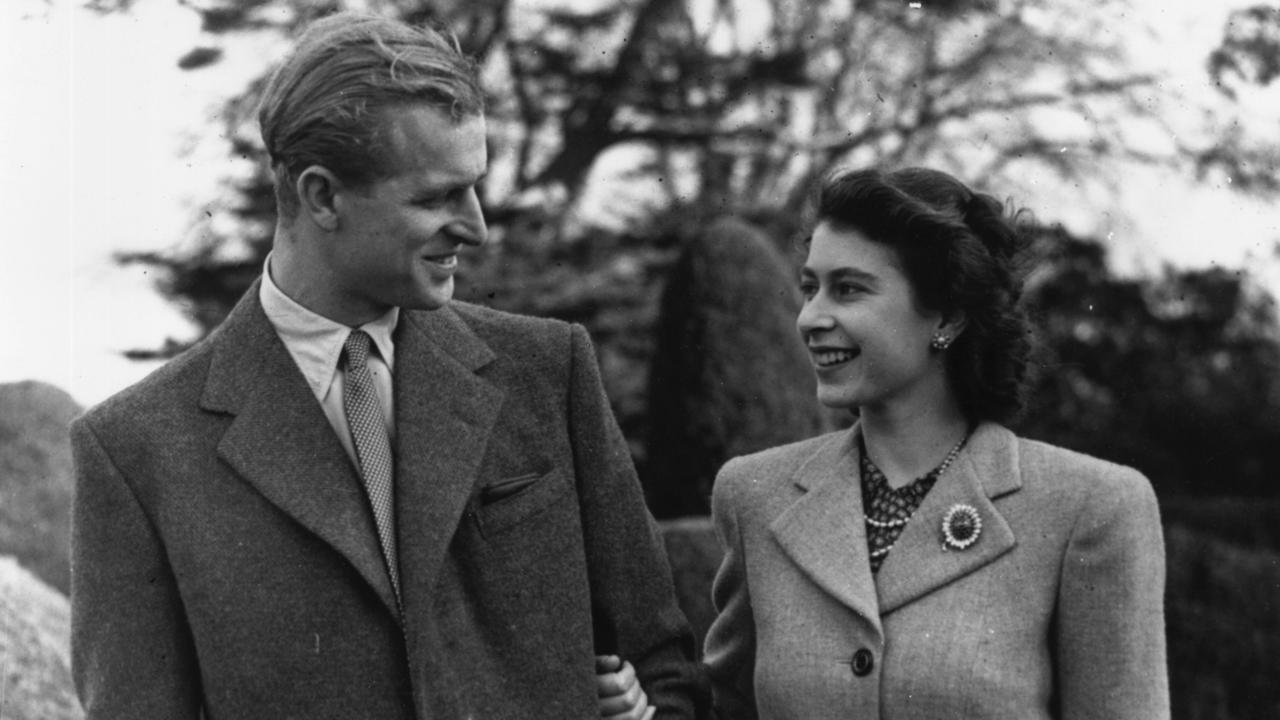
left=259, top=255, right=400, bottom=402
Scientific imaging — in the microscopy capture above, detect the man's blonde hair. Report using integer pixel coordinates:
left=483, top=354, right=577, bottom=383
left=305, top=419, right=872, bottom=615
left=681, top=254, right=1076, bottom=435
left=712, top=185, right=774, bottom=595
left=258, top=12, right=485, bottom=218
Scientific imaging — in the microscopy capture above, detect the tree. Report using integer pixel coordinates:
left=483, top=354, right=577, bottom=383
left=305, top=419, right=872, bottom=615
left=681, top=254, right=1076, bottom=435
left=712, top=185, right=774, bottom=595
left=102, top=0, right=1218, bottom=341
left=1200, top=4, right=1280, bottom=194
left=87, top=0, right=1280, bottom=473
left=642, top=216, right=830, bottom=518
left=1017, top=226, right=1280, bottom=497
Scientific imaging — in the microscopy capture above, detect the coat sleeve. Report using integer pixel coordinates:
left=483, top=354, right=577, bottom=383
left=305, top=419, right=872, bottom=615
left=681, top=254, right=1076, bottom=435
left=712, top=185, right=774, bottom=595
left=70, top=416, right=204, bottom=719
left=1054, top=468, right=1170, bottom=720
left=565, top=323, right=709, bottom=719
left=702, top=458, right=758, bottom=720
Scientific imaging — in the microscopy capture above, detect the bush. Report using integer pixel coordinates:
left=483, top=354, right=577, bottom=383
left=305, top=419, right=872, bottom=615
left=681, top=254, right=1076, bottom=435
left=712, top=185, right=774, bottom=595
left=1165, top=524, right=1280, bottom=720
left=642, top=217, right=830, bottom=518
left=659, top=516, right=721, bottom=647
left=1018, top=229, right=1280, bottom=498
left=1160, top=496, right=1280, bottom=553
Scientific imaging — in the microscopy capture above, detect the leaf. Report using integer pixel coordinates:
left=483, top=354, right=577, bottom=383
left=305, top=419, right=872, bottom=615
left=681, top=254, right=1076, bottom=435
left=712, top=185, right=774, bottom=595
left=176, top=46, right=223, bottom=71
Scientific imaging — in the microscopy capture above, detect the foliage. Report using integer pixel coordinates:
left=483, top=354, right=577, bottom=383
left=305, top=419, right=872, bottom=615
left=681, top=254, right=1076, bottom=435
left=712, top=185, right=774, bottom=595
left=97, top=0, right=1222, bottom=346
left=1199, top=4, right=1280, bottom=195
left=1160, top=495, right=1280, bottom=553
left=1209, top=4, right=1280, bottom=95
left=82, top=1, right=1280, bottom=499
left=658, top=516, right=720, bottom=648
left=1017, top=227, right=1280, bottom=497
left=642, top=216, right=829, bottom=518
left=1164, top=523, right=1280, bottom=720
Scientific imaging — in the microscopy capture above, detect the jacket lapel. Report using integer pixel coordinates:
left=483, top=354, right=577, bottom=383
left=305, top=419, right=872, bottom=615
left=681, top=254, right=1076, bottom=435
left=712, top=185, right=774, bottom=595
left=203, top=284, right=399, bottom=616
left=392, top=306, right=503, bottom=601
left=769, top=430, right=882, bottom=631
left=875, top=423, right=1021, bottom=616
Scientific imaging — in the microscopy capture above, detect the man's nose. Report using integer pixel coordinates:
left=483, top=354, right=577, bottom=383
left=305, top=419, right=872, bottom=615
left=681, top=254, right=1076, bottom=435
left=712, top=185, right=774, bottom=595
left=449, top=187, right=487, bottom=246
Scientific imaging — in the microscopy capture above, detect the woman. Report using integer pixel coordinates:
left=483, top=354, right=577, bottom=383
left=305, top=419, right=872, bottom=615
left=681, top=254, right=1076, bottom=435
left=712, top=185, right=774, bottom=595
left=701, top=167, right=1169, bottom=719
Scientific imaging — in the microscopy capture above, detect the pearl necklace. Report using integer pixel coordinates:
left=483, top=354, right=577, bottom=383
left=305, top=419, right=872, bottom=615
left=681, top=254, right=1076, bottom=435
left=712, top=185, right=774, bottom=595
left=863, top=431, right=970, bottom=530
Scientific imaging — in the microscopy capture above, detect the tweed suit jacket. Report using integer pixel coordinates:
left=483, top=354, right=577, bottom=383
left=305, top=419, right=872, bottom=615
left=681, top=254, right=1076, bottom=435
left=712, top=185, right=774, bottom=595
left=70, top=282, right=705, bottom=720
left=703, top=422, right=1169, bottom=720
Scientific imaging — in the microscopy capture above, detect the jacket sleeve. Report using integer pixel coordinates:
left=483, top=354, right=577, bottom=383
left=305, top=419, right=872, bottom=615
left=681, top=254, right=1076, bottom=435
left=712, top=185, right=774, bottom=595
left=1055, top=468, right=1170, bottom=720
left=702, top=458, right=758, bottom=720
left=70, top=416, right=203, bottom=719
left=566, top=323, right=709, bottom=719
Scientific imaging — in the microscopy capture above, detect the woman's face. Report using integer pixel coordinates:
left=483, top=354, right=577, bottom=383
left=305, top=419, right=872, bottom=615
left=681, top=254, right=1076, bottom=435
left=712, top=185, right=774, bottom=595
left=797, top=221, right=952, bottom=412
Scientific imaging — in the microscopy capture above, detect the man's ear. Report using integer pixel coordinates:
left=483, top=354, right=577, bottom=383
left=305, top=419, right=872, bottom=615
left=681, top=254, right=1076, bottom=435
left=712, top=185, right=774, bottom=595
left=296, top=165, right=342, bottom=231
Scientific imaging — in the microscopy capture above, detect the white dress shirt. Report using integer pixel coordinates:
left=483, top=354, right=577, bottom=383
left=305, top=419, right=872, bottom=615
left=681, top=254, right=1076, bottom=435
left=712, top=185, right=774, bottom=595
left=259, top=257, right=398, bottom=468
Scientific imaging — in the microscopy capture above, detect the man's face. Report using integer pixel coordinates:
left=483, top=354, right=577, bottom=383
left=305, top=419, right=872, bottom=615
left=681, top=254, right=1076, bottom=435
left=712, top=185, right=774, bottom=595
left=326, top=105, right=487, bottom=322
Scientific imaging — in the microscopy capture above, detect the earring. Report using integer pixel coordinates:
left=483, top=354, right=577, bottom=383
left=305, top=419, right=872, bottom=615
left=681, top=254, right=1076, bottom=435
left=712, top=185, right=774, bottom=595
left=930, top=334, right=953, bottom=351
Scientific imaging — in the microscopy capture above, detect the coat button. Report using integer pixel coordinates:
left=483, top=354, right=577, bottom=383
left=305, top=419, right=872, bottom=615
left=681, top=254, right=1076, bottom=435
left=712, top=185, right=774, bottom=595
left=851, top=648, right=874, bottom=677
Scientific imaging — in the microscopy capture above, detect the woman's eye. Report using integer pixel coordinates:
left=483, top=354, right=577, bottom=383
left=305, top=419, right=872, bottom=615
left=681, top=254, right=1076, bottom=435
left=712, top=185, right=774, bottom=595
left=836, top=283, right=863, bottom=297
left=799, top=281, right=817, bottom=298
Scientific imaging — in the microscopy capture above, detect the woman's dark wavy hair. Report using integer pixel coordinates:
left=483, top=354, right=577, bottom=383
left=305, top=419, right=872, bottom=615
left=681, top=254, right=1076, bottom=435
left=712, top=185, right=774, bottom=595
left=813, top=166, right=1033, bottom=424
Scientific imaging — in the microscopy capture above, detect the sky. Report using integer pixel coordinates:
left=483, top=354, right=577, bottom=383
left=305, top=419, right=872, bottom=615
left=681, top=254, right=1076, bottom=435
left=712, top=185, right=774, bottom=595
left=1, top=0, right=1277, bottom=407
left=1, top=0, right=278, bottom=405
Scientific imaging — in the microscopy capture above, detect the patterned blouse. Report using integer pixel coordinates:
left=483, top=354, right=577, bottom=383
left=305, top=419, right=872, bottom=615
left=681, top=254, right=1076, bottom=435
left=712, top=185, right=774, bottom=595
left=859, top=443, right=940, bottom=574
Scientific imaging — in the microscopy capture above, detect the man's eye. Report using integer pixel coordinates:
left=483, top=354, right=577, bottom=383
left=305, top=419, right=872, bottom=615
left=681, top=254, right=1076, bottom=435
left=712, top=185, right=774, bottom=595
left=799, top=281, right=817, bottom=298
left=418, top=188, right=470, bottom=208
left=836, top=283, right=864, bottom=297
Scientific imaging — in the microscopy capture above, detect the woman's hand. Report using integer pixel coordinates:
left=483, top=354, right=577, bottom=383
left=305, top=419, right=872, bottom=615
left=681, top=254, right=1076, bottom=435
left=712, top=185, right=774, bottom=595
left=595, top=654, right=656, bottom=720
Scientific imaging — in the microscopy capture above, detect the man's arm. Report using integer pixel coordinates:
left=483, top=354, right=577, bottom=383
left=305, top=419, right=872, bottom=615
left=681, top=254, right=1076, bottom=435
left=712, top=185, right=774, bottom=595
left=566, top=323, right=709, bottom=719
left=71, top=417, right=203, bottom=718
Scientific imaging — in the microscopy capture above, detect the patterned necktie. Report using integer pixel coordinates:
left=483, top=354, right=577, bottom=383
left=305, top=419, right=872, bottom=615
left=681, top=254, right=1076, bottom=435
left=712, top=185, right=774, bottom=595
left=341, top=330, right=401, bottom=602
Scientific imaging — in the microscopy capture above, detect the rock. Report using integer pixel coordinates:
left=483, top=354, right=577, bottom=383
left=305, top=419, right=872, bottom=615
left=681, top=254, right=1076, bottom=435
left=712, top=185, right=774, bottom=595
left=0, top=556, right=82, bottom=719
left=0, top=381, right=80, bottom=594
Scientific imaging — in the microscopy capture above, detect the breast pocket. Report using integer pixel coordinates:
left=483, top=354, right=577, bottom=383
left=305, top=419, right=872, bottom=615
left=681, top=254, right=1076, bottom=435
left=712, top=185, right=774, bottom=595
left=473, top=467, right=573, bottom=538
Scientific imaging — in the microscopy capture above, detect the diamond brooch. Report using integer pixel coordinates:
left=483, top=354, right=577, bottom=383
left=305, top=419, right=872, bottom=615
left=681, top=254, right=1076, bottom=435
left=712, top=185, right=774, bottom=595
left=941, top=503, right=982, bottom=551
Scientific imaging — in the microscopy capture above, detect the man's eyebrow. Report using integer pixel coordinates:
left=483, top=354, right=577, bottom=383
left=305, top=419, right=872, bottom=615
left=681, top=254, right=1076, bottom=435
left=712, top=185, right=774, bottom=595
left=415, top=171, right=488, bottom=194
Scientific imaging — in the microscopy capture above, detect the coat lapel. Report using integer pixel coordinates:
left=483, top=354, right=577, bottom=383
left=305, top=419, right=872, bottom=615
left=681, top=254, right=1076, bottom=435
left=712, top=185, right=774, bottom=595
left=203, top=284, right=399, bottom=616
left=875, top=423, right=1021, bottom=616
left=769, top=430, right=882, bottom=631
left=392, top=306, right=504, bottom=602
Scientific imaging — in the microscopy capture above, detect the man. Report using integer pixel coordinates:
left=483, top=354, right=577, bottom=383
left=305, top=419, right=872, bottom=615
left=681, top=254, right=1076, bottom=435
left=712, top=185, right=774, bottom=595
left=70, top=13, right=703, bottom=719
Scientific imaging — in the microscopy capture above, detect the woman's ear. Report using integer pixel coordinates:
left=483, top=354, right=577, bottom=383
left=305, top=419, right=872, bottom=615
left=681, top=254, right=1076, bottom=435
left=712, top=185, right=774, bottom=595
left=296, top=165, right=342, bottom=231
left=933, top=310, right=968, bottom=349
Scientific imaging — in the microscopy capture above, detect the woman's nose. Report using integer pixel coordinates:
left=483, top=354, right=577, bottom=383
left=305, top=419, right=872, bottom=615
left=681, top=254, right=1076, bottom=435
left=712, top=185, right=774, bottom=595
left=796, top=294, right=834, bottom=336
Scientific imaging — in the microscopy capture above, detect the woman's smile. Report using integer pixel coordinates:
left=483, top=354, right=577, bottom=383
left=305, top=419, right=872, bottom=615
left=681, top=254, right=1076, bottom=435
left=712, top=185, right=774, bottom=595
left=810, top=347, right=859, bottom=368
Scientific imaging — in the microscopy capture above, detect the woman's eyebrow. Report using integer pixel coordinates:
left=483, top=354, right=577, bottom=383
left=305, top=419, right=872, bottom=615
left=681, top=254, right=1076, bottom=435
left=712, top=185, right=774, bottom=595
left=801, top=266, right=880, bottom=286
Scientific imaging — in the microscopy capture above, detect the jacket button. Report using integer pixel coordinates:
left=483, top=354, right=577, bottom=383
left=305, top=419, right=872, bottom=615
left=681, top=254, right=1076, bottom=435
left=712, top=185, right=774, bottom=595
left=851, top=648, right=874, bottom=677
